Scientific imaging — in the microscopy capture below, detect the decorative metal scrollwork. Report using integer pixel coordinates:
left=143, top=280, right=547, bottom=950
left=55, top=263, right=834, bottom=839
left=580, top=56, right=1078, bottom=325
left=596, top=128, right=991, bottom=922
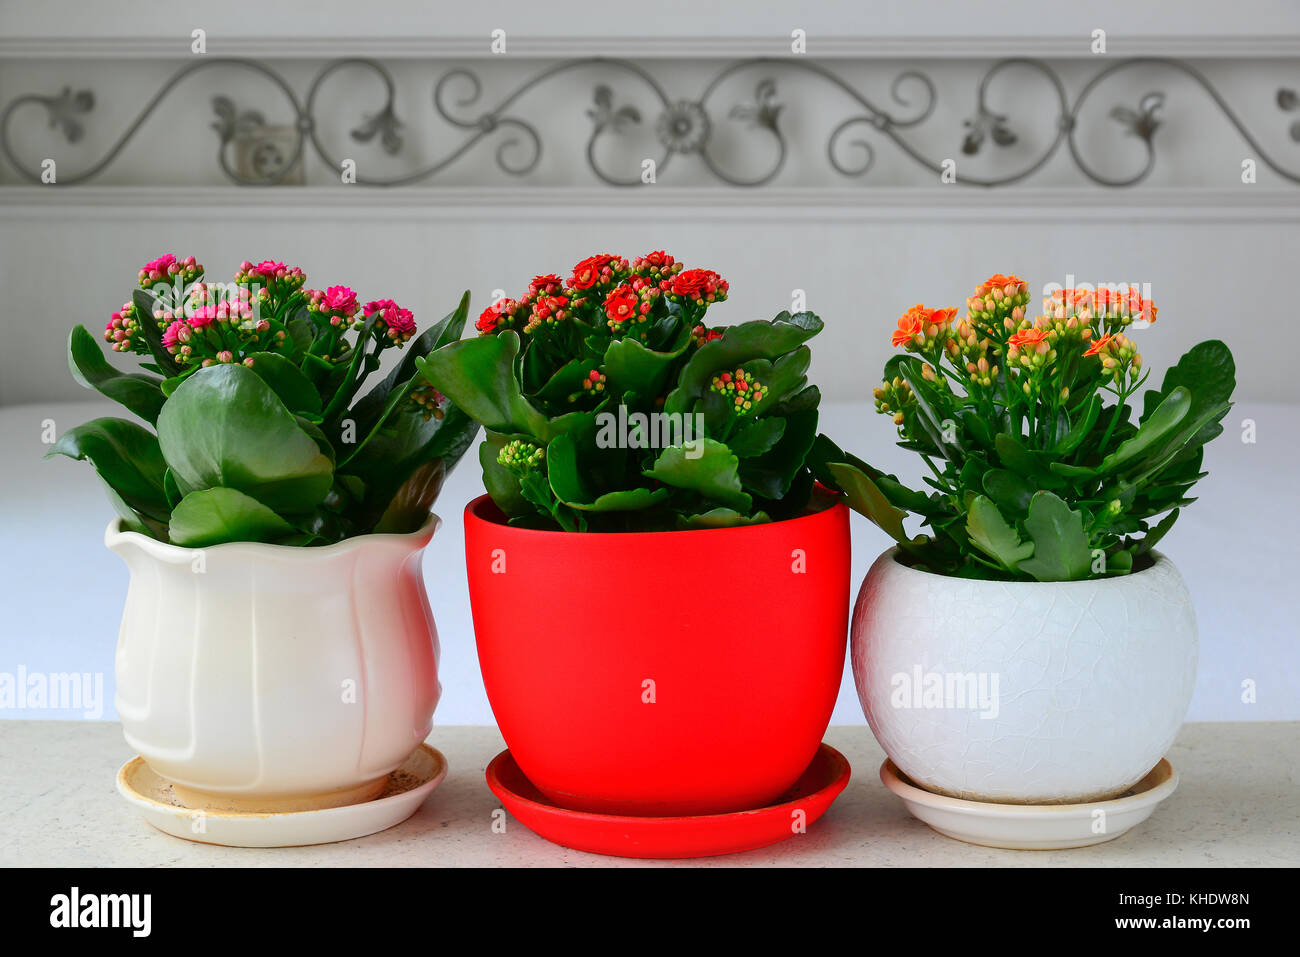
left=2, top=55, right=1298, bottom=187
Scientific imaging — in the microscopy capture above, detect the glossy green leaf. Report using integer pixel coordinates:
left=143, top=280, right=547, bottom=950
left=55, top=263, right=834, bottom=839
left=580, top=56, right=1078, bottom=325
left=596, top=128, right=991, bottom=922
left=157, top=364, right=334, bottom=514
left=416, top=332, right=551, bottom=438
left=168, top=487, right=295, bottom=547
left=67, top=325, right=167, bottom=424
left=603, top=324, right=692, bottom=398
left=373, top=460, right=444, bottom=534
left=1096, top=386, right=1190, bottom=475
left=130, top=289, right=183, bottom=377
left=350, top=291, right=471, bottom=433
left=244, top=352, right=322, bottom=414
left=46, top=417, right=169, bottom=523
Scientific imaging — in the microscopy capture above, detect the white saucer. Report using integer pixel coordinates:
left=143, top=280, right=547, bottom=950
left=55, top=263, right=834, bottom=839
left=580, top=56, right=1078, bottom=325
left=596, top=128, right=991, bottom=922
left=880, top=758, right=1179, bottom=850
left=116, top=744, right=447, bottom=847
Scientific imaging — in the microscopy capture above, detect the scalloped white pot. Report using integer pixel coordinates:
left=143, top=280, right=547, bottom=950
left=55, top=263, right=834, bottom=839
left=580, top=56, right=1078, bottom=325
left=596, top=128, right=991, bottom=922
left=106, top=516, right=442, bottom=812
left=852, top=548, right=1197, bottom=804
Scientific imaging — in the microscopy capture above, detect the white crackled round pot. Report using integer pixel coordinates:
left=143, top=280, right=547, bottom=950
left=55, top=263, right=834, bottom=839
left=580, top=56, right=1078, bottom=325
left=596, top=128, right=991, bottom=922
left=106, top=515, right=442, bottom=812
left=852, top=547, right=1197, bottom=804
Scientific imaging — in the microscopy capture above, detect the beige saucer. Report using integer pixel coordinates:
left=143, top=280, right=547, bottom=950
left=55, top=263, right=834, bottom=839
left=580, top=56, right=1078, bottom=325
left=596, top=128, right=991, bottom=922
left=116, top=744, right=447, bottom=848
left=880, top=758, right=1179, bottom=850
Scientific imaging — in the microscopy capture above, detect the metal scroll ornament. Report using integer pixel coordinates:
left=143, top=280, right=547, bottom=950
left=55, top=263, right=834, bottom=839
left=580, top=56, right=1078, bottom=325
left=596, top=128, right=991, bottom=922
left=2, top=55, right=1298, bottom=187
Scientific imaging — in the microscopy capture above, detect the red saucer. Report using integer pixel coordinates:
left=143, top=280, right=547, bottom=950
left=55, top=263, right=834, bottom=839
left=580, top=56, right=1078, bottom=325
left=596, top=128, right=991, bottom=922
left=485, top=743, right=851, bottom=859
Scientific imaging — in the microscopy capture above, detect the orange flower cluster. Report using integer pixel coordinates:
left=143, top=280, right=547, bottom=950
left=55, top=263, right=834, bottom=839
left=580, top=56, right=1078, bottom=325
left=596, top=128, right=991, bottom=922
left=1047, top=286, right=1156, bottom=326
left=891, top=304, right=957, bottom=349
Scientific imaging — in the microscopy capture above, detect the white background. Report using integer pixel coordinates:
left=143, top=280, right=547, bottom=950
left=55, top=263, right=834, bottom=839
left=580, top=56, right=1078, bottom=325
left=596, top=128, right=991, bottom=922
left=1, top=0, right=1297, bottom=723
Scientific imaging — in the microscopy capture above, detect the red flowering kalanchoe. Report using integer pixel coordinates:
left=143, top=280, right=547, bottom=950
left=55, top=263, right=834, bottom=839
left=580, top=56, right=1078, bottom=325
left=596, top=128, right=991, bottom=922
left=415, top=249, right=827, bottom=533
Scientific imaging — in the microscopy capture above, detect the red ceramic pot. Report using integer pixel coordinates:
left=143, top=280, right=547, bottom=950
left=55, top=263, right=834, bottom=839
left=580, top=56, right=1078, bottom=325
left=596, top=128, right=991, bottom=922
left=465, top=491, right=850, bottom=816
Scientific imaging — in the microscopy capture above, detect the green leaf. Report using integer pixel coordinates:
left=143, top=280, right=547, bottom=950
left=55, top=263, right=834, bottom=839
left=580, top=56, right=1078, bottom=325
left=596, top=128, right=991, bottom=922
left=478, top=433, right=530, bottom=517
left=46, top=417, right=170, bottom=523
left=1106, top=549, right=1134, bottom=575
left=130, top=289, right=184, bottom=377
left=1128, top=400, right=1233, bottom=488
left=1157, top=339, right=1236, bottom=435
left=683, top=508, right=772, bottom=528
left=603, top=324, right=692, bottom=398
left=244, top=352, right=322, bottom=414
left=162, top=468, right=185, bottom=509
left=67, top=325, right=167, bottom=425
left=998, top=433, right=1065, bottom=488
left=1054, top=393, right=1101, bottom=455
left=893, top=357, right=963, bottom=463
left=572, top=487, right=672, bottom=512
left=168, top=487, right=295, bottom=547
left=966, top=495, right=1033, bottom=571
left=664, top=312, right=823, bottom=415
left=416, top=331, right=551, bottom=438
left=350, top=291, right=471, bottom=432
left=736, top=408, right=818, bottom=500
left=827, top=462, right=909, bottom=544
left=644, top=439, right=751, bottom=512
left=156, top=364, right=334, bottom=514
left=728, top=417, right=786, bottom=457
left=1134, top=507, right=1180, bottom=556
left=342, top=404, right=479, bottom=532
left=1096, top=386, right=1190, bottom=475
left=982, top=468, right=1035, bottom=516
left=373, top=460, right=444, bottom=534
left=1016, top=491, right=1093, bottom=581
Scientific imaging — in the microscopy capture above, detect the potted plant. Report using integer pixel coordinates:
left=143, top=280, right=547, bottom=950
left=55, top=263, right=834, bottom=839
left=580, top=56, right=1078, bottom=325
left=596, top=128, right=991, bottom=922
left=50, top=255, right=479, bottom=812
left=417, top=252, right=851, bottom=818
left=815, top=275, right=1234, bottom=804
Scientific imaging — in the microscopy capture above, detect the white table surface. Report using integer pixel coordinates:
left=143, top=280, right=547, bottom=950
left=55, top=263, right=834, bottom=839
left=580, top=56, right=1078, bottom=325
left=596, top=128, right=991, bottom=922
left=2, top=399, right=1296, bottom=724
left=1, top=721, right=1296, bottom=867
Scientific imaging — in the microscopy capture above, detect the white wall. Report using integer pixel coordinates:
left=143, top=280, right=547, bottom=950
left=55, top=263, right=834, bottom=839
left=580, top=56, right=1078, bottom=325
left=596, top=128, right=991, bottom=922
left=2, top=0, right=1297, bottom=726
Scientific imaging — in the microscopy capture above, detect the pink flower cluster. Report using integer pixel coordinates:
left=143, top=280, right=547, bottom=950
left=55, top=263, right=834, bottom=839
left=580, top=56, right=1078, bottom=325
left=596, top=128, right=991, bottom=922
left=235, top=260, right=306, bottom=286
left=103, top=301, right=140, bottom=352
left=138, top=254, right=201, bottom=290
left=305, top=285, right=360, bottom=327
left=363, top=298, right=417, bottom=344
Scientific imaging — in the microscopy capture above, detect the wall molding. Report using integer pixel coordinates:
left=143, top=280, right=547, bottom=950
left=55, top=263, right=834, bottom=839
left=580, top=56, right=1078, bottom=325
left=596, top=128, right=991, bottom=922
left=3, top=35, right=1300, bottom=60
left=2, top=186, right=1298, bottom=222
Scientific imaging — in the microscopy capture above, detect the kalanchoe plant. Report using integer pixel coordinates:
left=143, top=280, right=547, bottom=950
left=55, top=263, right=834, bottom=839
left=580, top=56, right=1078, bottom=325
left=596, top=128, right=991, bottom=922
left=814, top=274, right=1236, bottom=581
left=417, top=251, right=825, bottom=531
left=50, top=255, right=480, bottom=546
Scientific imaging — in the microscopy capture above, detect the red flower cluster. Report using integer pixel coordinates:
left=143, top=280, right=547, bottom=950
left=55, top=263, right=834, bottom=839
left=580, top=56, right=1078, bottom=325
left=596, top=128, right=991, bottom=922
left=474, top=251, right=726, bottom=338
left=667, top=268, right=728, bottom=306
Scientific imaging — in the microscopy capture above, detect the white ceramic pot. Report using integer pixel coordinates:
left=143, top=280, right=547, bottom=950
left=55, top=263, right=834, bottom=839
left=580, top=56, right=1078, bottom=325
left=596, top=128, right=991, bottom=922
left=106, top=515, right=442, bottom=812
left=852, top=548, right=1197, bottom=804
